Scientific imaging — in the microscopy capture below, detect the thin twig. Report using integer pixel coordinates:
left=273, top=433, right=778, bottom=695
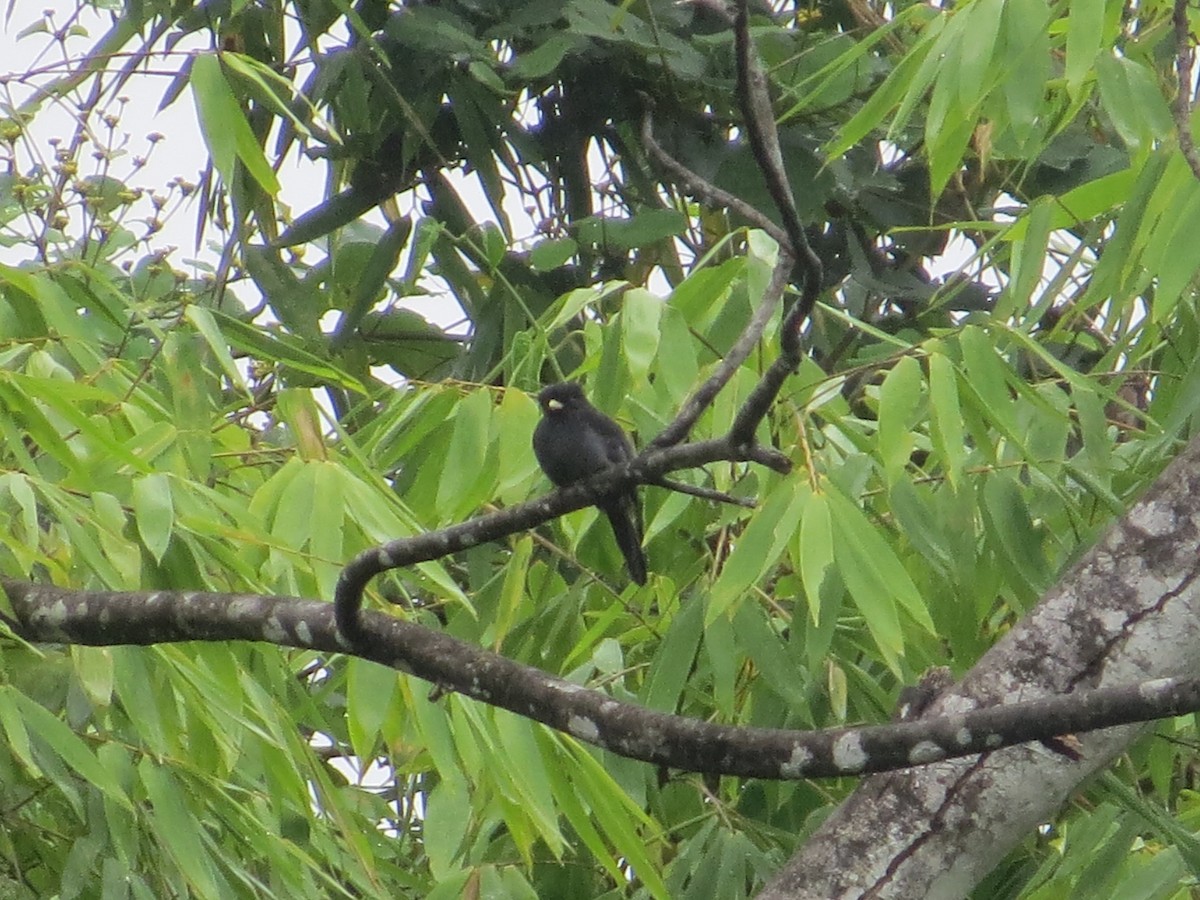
left=651, top=252, right=794, bottom=448
left=638, top=99, right=789, bottom=249
left=652, top=476, right=757, bottom=508
left=733, top=0, right=823, bottom=363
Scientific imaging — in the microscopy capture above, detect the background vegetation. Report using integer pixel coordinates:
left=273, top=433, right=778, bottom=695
left=0, top=0, right=1199, bottom=896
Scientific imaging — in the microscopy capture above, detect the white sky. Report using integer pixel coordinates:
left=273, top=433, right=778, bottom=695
left=1, top=3, right=213, bottom=250
left=1, top=2, right=479, bottom=329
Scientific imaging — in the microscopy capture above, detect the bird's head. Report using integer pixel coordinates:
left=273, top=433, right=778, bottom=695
left=537, top=381, right=586, bottom=415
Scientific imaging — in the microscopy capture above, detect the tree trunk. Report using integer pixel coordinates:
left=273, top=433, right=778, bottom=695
left=759, top=433, right=1200, bottom=899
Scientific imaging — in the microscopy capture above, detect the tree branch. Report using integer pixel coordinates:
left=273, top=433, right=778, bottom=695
left=336, top=4, right=840, bottom=667
left=333, top=436, right=791, bottom=645
left=733, top=0, right=823, bottom=360
left=651, top=476, right=757, bottom=508
left=1174, top=0, right=1200, bottom=181
left=651, top=251, right=795, bottom=449
left=7, top=581, right=1200, bottom=780
left=9, top=423, right=1200, bottom=794
left=637, top=100, right=789, bottom=250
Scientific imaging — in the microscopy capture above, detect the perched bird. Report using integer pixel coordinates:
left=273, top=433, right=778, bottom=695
left=532, top=382, right=648, bottom=585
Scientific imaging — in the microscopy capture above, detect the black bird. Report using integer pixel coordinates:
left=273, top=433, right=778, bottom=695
left=532, top=382, right=648, bottom=585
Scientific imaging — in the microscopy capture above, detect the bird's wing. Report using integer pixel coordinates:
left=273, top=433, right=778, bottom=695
left=584, top=411, right=634, bottom=466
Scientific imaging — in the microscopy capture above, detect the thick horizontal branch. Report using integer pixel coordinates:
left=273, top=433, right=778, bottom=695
left=7, top=577, right=1200, bottom=780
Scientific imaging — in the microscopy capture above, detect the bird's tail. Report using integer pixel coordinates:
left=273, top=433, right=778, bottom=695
left=603, top=497, right=648, bottom=585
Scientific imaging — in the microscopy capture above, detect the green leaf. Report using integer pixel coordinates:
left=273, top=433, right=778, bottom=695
left=10, top=688, right=130, bottom=808
left=513, top=32, right=580, bottom=78
left=436, top=388, right=495, bottom=519
left=492, top=713, right=563, bottom=855
left=643, top=595, right=704, bottom=713
left=621, top=288, right=662, bottom=384
left=0, top=380, right=80, bottom=478
left=537, top=733, right=621, bottom=879
left=207, top=310, right=367, bottom=393
left=218, top=50, right=320, bottom=138
left=1002, top=0, right=1052, bottom=141
left=1095, top=53, right=1170, bottom=150
left=493, top=535, right=533, bottom=646
left=275, top=186, right=385, bottom=247
left=496, top=388, right=541, bottom=501
left=575, top=208, right=687, bottom=250
left=927, top=352, right=966, bottom=489
left=529, top=237, right=578, bottom=272
left=1002, top=198, right=1053, bottom=318
left=958, top=325, right=1016, bottom=436
left=347, top=657, right=398, bottom=761
left=703, top=606, right=737, bottom=717
left=827, top=499, right=904, bottom=667
left=566, top=744, right=669, bottom=900
left=309, top=463, right=346, bottom=596
left=707, top=483, right=808, bottom=623
left=1146, top=185, right=1200, bottom=322
left=889, top=14, right=953, bottom=136
left=139, top=760, right=224, bottom=895
left=71, top=646, right=114, bottom=710
left=827, top=28, right=938, bottom=160
left=667, top=256, right=744, bottom=323
left=797, top=490, right=834, bottom=624
left=272, top=461, right=318, bottom=556
left=133, top=473, right=174, bottom=563
left=956, top=0, right=1004, bottom=103
left=888, top=479, right=954, bottom=573
left=1064, top=0, right=1104, bottom=97
left=0, top=689, right=38, bottom=777
left=184, top=307, right=249, bottom=394
left=546, top=282, right=628, bottom=331
left=1080, top=150, right=1171, bottom=312
left=828, top=487, right=937, bottom=660
left=333, top=217, right=413, bottom=348
left=9, top=374, right=151, bottom=475
left=983, top=474, right=1051, bottom=591
left=878, top=355, right=922, bottom=482
left=0, top=262, right=42, bottom=300
left=733, top=602, right=809, bottom=708
left=189, top=53, right=279, bottom=195
left=423, top=778, right=470, bottom=877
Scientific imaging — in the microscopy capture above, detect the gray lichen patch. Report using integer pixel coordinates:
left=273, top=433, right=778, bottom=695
left=781, top=744, right=814, bottom=778
left=832, top=732, right=868, bottom=773
left=567, top=715, right=600, bottom=742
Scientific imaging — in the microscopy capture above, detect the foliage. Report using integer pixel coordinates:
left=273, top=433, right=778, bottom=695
left=0, top=0, right=1199, bottom=897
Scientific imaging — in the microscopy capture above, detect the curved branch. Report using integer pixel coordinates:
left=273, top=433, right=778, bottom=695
left=8, top=579, right=1200, bottom=780
left=334, top=436, right=791, bottom=645
left=733, top=0, right=823, bottom=360
left=651, top=252, right=795, bottom=449
left=638, top=102, right=788, bottom=249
